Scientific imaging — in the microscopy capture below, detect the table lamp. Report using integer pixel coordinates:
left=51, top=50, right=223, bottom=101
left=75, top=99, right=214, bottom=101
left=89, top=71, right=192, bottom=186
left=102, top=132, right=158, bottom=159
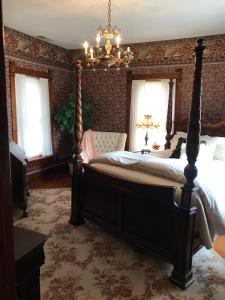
left=136, top=114, right=159, bottom=151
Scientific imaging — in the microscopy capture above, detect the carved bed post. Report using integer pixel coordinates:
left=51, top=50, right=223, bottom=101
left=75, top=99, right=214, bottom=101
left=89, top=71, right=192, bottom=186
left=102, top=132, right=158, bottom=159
left=165, top=79, right=174, bottom=149
left=70, top=60, right=84, bottom=226
left=170, top=39, right=206, bottom=288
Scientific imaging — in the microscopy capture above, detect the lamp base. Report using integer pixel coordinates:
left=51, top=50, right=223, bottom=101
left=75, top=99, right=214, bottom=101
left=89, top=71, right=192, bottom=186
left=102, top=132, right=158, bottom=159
left=144, top=130, right=148, bottom=146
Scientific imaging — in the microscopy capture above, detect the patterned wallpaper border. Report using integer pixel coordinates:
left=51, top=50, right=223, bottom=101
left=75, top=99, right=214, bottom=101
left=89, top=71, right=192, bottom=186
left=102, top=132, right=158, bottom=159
left=70, top=34, right=225, bottom=67
left=4, top=26, right=72, bottom=69
left=4, top=26, right=225, bottom=69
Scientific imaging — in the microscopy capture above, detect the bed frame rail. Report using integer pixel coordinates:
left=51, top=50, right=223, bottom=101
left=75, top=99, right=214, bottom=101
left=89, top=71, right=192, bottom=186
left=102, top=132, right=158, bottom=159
left=82, top=164, right=179, bottom=262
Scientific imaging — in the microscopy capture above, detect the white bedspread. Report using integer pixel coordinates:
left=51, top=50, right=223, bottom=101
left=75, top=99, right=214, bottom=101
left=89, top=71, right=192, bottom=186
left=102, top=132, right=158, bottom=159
left=90, top=151, right=225, bottom=248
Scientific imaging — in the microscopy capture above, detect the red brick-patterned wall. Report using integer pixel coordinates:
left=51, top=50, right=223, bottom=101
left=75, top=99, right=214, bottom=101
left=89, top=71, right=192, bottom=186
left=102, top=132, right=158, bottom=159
left=82, top=69, right=127, bottom=132
left=81, top=63, right=225, bottom=133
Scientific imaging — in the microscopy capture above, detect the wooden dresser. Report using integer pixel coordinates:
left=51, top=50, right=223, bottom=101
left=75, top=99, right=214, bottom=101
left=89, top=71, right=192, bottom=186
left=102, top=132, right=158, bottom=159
left=14, top=227, right=47, bottom=300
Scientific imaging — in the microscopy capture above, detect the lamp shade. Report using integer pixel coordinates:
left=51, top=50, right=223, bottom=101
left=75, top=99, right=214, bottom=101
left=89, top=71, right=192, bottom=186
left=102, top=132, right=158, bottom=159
left=136, top=115, right=159, bottom=129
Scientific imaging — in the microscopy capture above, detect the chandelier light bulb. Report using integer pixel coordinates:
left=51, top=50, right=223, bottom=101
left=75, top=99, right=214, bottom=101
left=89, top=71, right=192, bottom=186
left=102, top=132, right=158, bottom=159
left=96, top=34, right=101, bottom=47
left=83, top=41, right=88, bottom=54
left=115, top=35, right=121, bottom=48
left=90, top=46, right=94, bottom=59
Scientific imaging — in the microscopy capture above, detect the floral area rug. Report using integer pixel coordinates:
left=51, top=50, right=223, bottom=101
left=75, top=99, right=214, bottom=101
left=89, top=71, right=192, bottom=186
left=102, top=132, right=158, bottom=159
left=15, top=188, right=225, bottom=300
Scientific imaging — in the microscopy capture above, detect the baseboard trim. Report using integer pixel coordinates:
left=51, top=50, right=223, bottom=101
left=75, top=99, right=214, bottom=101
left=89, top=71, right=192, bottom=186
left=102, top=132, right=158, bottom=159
left=28, top=163, right=68, bottom=184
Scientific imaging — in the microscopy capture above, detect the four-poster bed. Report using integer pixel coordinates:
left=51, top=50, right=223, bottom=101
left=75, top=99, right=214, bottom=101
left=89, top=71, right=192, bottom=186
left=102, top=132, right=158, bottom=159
left=70, top=39, right=217, bottom=289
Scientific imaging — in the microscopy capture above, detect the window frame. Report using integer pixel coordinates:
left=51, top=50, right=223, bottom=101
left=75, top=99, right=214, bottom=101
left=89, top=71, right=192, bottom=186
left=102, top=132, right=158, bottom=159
left=9, top=61, right=54, bottom=158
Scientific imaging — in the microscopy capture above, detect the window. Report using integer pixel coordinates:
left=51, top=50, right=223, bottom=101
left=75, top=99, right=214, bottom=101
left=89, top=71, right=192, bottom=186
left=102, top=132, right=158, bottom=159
left=127, top=71, right=182, bottom=152
left=129, top=79, right=175, bottom=152
left=10, top=63, right=53, bottom=159
left=15, top=74, right=52, bottom=158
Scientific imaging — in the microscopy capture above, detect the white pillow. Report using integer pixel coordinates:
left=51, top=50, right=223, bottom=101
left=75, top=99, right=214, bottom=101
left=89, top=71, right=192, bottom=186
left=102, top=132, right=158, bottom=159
left=213, top=137, right=225, bottom=160
left=170, top=133, right=225, bottom=161
left=201, top=136, right=225, bottom=161
left=150, top=149, right=173, bottom=158
left=180, top=142, right=216, bottom=162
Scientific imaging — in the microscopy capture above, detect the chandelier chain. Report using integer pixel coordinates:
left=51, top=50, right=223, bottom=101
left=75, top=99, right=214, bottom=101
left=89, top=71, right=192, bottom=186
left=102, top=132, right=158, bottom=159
left=108, top=0, right=111, bottom=29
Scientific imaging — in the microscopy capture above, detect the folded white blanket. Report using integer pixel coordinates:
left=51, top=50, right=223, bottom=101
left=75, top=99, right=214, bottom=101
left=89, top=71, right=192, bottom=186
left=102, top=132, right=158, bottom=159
left=90, top=151, right=225, bottom=247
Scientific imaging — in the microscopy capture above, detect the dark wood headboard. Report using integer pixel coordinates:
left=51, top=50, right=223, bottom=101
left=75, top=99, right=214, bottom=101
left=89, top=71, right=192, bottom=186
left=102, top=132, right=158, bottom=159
left=175, top=118, right=225, bottom=137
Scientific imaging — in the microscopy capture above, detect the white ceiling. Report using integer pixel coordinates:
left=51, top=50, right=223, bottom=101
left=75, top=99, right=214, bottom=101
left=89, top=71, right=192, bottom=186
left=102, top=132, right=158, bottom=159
left=3, top=0, right=225, bottom=49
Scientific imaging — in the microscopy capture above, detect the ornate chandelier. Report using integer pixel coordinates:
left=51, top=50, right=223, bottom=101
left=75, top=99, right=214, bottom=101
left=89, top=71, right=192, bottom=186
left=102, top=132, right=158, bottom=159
left=83, top=0, right=134, bottom=70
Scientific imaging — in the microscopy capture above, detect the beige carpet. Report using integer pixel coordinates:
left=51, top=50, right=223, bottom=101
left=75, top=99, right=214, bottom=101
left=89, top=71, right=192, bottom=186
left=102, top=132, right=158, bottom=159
left=15, top=189, right=225, bottom=300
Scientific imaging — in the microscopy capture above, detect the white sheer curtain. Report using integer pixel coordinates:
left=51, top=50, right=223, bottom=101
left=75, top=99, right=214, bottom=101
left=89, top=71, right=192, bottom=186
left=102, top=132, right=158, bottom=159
left=39, top=78, right=52, bottom=156
left=129, top=80, right=145, bottom=151
left=129, top=79, right=170, bottom=152
left=15, top=74, right=52, bottom=158
left=171, top=80, right=176, bottom=135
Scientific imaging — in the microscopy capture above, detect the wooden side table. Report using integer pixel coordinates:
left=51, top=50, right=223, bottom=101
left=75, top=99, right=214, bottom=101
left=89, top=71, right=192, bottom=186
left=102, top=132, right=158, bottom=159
left=14, top=227, right=47, bottom=300
left=133, top=149, right=151, bottom=154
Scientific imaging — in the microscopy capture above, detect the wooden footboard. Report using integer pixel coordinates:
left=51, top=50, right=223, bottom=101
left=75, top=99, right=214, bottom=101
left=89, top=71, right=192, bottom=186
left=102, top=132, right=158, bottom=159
left=81, top=164, right=183, bottom=263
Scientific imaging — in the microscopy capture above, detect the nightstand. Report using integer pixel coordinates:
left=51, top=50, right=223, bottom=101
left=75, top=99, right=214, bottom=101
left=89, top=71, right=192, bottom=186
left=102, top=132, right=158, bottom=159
left=133, top=149, right=151, bottom=154
left=14, top=227, right=47, bottom=300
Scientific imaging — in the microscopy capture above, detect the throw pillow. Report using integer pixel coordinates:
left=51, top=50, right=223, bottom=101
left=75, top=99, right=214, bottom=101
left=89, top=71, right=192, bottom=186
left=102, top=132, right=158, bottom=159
left=169, top=137, right=187, bottom=158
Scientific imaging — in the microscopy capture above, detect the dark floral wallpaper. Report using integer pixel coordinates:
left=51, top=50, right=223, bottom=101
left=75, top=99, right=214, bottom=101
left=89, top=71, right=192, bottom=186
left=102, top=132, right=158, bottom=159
left=4, top=26, right=225, bottom=154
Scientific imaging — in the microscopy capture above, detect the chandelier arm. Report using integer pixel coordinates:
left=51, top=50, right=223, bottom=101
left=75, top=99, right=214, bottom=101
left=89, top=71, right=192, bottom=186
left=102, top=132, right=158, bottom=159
left=108, top=0, right=111, bottom=29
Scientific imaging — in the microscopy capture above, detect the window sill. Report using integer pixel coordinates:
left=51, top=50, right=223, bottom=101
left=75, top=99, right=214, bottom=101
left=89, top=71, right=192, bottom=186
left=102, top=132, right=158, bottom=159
left=27, top=155, right=55, bottom=174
